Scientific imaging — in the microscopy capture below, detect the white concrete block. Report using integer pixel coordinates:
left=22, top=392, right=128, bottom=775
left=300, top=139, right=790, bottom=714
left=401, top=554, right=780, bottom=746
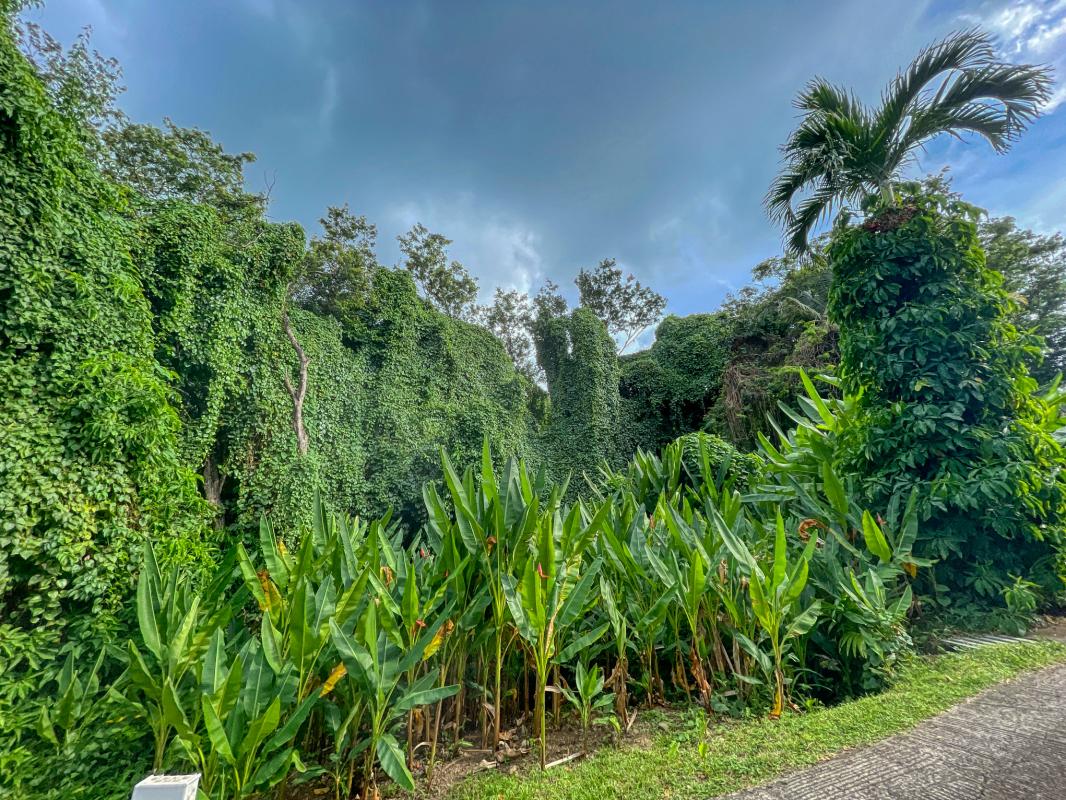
left=131, top=773, right=200, bottom=800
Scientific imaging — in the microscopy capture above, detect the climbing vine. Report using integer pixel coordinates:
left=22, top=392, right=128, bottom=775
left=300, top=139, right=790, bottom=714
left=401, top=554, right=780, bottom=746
left=829, top=185, right=1066, bottom=597
left=0, top=24, right=208, bottom=639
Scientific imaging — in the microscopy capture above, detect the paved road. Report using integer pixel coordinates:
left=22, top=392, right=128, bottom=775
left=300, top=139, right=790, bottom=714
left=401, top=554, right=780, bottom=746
left=723, top=661, right=1066, bottom=800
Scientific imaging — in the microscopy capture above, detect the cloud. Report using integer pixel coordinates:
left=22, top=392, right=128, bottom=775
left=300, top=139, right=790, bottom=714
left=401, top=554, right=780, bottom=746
left=385, top=196, right=546, bottom=300
left=963, top=0, right=1066, bottom=111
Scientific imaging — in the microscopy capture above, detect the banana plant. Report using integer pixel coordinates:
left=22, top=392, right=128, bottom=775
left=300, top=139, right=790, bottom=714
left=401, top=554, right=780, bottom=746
left=238, top=500, right=387, bottom=799
left=715, top=508, right=821, bottom=718
left=559, top=660, right=616, bottom=754
left=503, top=500, right=608, bottom=768
left=834, top=568, right=914, bottom=692
left=36, top=649, right=109, bottom=753
left=435, top=440, right=551, bottom=751
left=122, top=541, right=233, bottom=770
left=236, top=502, right=371, bottom=705
left=598, top=504, right=672, bottom=705
left=329, top=593, right=458, bottom=796
left=166, top=630, right=319, bottom=800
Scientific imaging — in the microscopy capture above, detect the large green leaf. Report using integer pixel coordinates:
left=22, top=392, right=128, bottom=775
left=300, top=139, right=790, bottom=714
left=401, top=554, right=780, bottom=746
left=394, top=683, right=459, bottom=715
left=556, top=622, right=610, bottom=663
left=238, top=696, right=281, bottom=759
left=861, top=511, right=892, bottom=563
left=162, top=679, right=196, bottom=742
left=820, top=461, right=848, bottom=518
left=201, top=628, right=227, bottom=696
left=263, top=691, right=319, bottom=751
left=260, top=611, right=283, bottom=675
left=557, top=558, right=601, bottom=629
left=330, top=619, right=376, bottom=692
left=785, top=600, right=822, bottom=640
left=501, top=573, right=534, bottom=643
left=136, top=564, right=162, bottom=661
left=202, top=696, right=235, bottom=766
left=237, top=542, right=268, bottom=611
left=259, top=516, right=290, bottom=591
left=377, top=732, right=415, bottom=791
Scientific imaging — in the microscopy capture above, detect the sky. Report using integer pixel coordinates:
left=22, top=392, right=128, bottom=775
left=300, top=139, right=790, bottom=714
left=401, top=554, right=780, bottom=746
left=25, top=0, right=1066, bottom=337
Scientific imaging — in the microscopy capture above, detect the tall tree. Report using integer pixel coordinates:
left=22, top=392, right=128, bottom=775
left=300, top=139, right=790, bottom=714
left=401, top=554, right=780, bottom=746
left=533, top=280, right=568, bottom=322
left=765, top=29, right=1052, bottom=254
left=575, top=258, right=666, bottom=352
left=102, top=119, right=264, bottom=220
left=15, top=21, right=126, bottom=156
left=480, top=288, right=538, bottom=379
left=397, top=223, right=479, bottom=320
left=982, top=216, right=1066, bottom=383
left=295, top=204, right=377, bottom=318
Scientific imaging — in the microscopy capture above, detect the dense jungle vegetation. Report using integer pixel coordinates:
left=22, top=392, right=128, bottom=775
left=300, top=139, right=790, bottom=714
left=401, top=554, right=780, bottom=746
left=2, top=6, right=1065, bottom=799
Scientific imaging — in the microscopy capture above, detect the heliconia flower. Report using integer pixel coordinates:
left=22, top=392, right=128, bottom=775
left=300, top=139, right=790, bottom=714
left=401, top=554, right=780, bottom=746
left=416, top=618, right=427, bottom=629
left=798, top=518, right=826, bottom=542
left=536, top=563, right=548, bottom=580
left=420, top=547, right=428, bottom=558
left=256, top=569, right=272, bottom=611
left=876, top=514, right=886, bottom=527
left=320, top=662, right=347, bottom=696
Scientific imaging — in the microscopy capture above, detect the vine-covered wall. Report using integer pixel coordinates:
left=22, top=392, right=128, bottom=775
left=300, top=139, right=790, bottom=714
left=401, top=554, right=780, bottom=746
left=224, top=267, right=538, bottom=533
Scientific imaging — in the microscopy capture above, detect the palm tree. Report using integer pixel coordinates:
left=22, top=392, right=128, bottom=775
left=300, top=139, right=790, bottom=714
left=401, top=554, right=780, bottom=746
left=766, top=29, right=1053, bottom=254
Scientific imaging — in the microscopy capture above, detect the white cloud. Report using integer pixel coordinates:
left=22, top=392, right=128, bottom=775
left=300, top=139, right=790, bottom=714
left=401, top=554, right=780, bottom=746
left=963, top=0, right=1066, bottom=111
left=385, top=196, right=546, bottom=301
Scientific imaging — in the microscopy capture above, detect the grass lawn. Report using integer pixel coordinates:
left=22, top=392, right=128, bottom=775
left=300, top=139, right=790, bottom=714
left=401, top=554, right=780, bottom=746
left=446, top=641, right=1066, bottom=800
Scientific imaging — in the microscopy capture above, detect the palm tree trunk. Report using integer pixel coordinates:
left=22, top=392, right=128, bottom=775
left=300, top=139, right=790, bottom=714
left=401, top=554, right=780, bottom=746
left=879, top=179, right=894, bottom=205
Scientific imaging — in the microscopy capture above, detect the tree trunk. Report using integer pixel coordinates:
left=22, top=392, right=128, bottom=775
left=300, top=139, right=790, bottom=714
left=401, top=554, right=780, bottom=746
left=880, top=179, right=894, bottom=205
left=202, top=455, right=225, bottom=529
left=281, top=312, right=310, bottom=456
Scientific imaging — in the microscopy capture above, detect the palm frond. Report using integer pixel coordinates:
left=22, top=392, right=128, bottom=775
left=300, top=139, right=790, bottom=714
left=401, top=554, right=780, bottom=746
left=785, top=181, right=840, bottom=257
left=875, top=28, right=996, bottom=137
left=795, top=78, right=866, bottom=120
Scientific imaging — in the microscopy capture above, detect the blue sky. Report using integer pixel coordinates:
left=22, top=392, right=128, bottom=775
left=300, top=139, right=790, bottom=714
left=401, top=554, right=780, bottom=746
left=26, top=0, right=1066, bottom=329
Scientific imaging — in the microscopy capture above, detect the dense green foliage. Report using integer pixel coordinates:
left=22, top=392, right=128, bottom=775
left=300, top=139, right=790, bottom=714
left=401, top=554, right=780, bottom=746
left=828, top=186, right=1066, bottom=606
left=4, top=11, right=1066, bottom=800
left=535, top=307, right=621, bottom=484
left=0, top=23, right=208, bottom=640
left=8, top=424, right=923, bottom=798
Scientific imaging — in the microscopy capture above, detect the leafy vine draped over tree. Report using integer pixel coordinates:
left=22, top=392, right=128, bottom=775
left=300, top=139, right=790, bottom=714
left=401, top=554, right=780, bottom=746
left=829, top=185, right=1066, bottom=596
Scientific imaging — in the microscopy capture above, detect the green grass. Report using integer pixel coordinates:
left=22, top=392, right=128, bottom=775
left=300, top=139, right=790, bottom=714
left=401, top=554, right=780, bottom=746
left=447, top=641, right=1066, bottom=800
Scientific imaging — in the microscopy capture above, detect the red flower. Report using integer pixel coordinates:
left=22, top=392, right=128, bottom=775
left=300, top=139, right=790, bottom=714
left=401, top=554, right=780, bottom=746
left=536, top=563, right=548, bottom=580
